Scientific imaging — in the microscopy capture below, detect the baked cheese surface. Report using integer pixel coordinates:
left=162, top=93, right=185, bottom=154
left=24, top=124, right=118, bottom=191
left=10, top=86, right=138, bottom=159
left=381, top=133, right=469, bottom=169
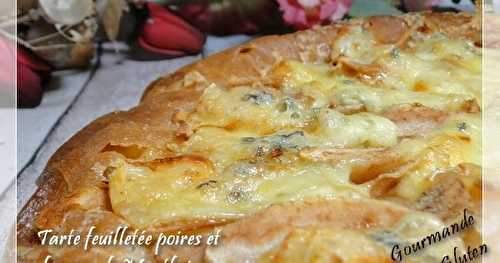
left=51, top=14, right=481, bottom=263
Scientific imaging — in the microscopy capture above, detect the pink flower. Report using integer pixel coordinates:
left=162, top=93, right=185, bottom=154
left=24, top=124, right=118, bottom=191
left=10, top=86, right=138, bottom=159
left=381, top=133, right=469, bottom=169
left=0, top=37, right=52, bottom=108
left=277, top=0, right=352, bottom=29
left=138, top=2, right=206, bottom=57
left=403, top=0, right=441, bottom=11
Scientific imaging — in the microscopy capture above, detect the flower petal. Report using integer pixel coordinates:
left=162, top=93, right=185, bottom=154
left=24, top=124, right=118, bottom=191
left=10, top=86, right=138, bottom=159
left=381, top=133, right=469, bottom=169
left=38, top=0, right=94, bottom=25
left=137, top=37, right=187, bottom=57
left=17, top=63, right=44, bottom=108
left=277, top=0, right=310, bottom=29
left=17, top=47, right=52, bottom=73
left=403, top=0, right=441, bottom=11
left=277, top=0, right=352, bottom=29
left=147, top=2, right=204, bottom=40
left=139, top=2, right=205, bottom=55
left=177, top=0, right=278, bottom=35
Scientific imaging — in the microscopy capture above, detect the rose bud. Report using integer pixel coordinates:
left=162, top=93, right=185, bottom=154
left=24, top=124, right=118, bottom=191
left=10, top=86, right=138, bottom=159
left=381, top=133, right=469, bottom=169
left=138, top=2, right=206, bottom=57
left=0, top=37, right=52, bottom=108
left=17, top=46, right=52, bottom=108
left=177, top=0, right=283, bottom=35
left=403, top=0, right=441, bottom=11
left=277, top=0, right=352, bottom=30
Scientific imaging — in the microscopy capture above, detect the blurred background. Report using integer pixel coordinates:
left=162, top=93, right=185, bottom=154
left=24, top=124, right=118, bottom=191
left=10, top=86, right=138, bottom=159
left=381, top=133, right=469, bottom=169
left=9, top=0, right=477, bottom=108
left=0, top=0, right=14, bottom=107
left=483, top=1, right=500, bottom=263
left=0, top=1, right=15, bottom=261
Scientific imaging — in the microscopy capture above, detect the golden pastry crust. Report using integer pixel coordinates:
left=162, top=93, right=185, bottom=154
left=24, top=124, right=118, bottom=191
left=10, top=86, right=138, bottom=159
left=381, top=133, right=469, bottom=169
left=17, top=12, right=481, bottom=262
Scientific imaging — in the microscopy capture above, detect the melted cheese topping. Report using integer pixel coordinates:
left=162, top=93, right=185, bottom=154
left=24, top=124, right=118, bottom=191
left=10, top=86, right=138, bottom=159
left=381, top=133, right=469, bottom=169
left=395, top=113, right=481, bottom=200
left=110, top=155, right=365, bottom=227
left=261, top=212, right=464, bottom=263
left=108, top=19, right=481, bottom=261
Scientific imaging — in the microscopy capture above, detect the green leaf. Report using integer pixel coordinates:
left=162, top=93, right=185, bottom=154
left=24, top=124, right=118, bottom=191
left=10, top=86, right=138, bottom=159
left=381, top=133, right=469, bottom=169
left=349, top=0, right=403, bottom=17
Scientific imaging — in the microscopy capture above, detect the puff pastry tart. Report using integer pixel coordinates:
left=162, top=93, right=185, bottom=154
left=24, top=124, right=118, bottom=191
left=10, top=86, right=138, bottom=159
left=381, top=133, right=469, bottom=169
left=18, top=12, right=482, bottom=263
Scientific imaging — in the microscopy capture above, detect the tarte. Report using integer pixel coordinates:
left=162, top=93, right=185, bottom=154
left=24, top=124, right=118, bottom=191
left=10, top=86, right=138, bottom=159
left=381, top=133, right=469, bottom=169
left=17, top=11, right=482, bottom=263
